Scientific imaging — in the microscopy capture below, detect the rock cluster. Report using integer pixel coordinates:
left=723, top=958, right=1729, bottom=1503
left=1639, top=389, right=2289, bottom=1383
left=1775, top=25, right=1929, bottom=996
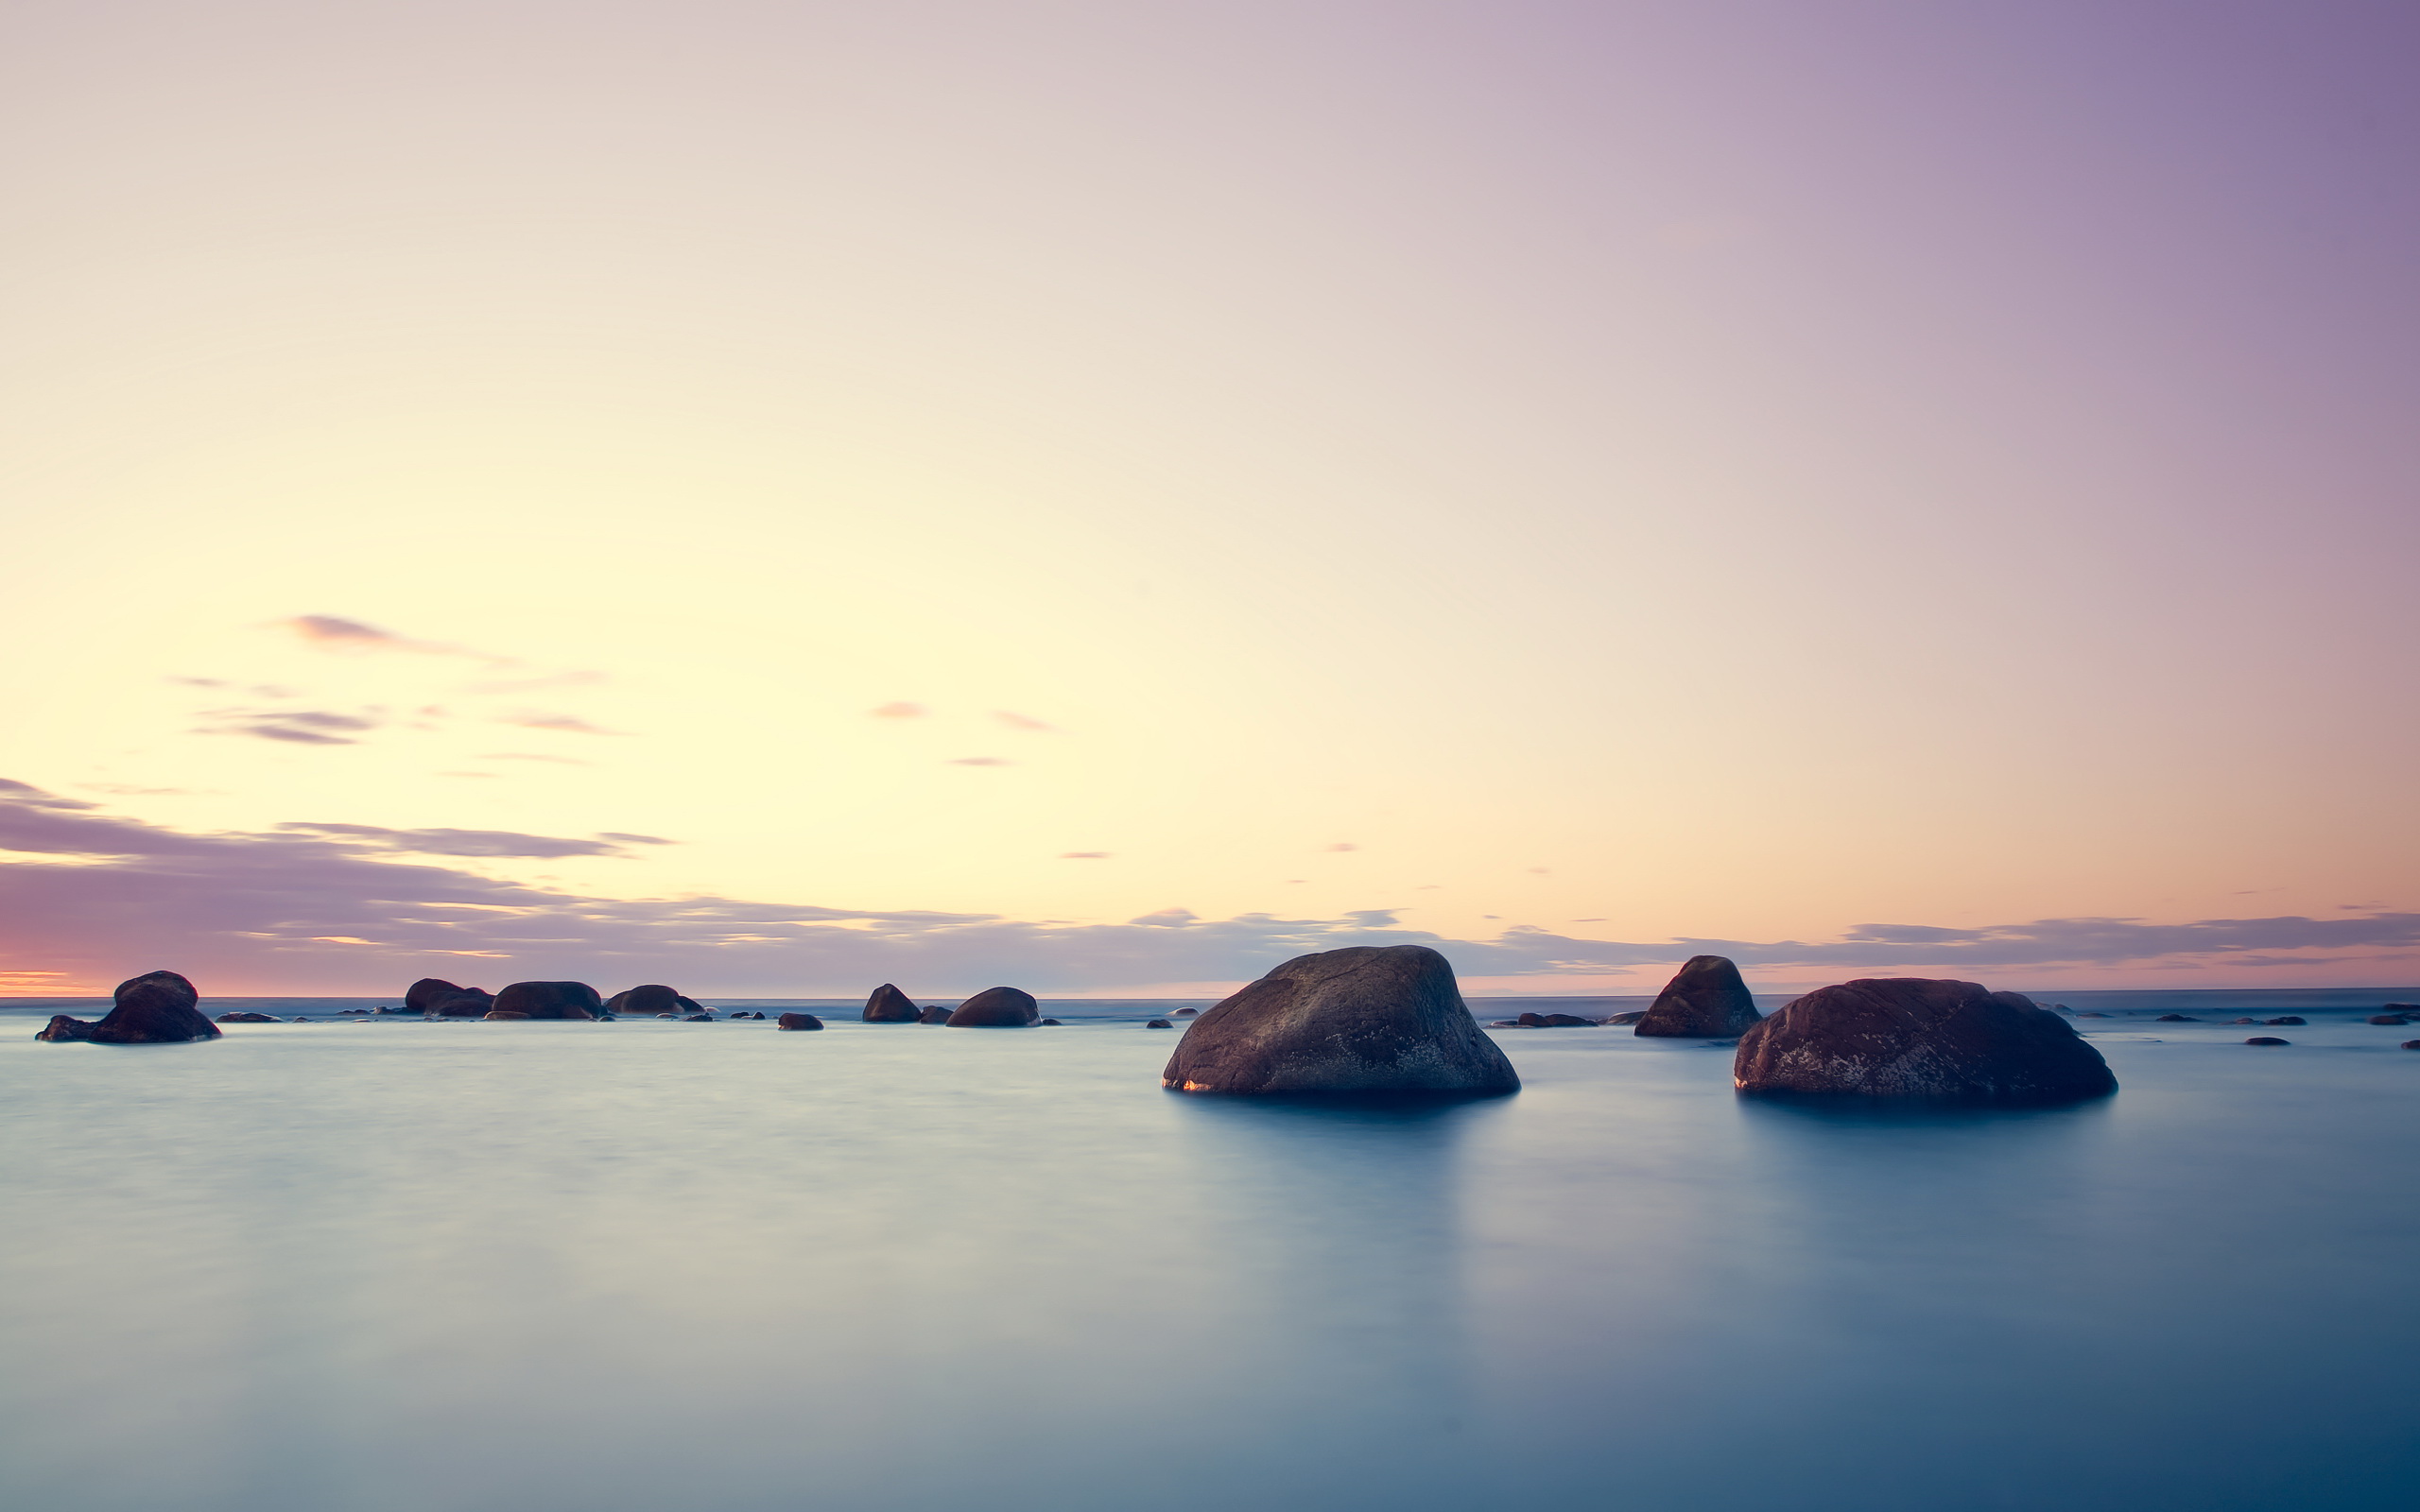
left=36, top=971, right=221, bottom=1045
left=1732, top=977, right=2116, bottom=1103
left=1635, top=956, right=1763, bottom=1039
left=1162, top=945, right=1518, bottom=1096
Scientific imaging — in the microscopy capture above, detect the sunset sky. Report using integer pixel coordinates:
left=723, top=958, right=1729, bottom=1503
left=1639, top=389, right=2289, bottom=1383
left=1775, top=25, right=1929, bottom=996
left=4, top=1, right=2415, bottom=996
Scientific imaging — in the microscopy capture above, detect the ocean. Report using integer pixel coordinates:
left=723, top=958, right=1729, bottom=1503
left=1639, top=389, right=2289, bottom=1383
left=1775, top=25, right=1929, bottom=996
left=4, top=990, right=2416, bottom=1511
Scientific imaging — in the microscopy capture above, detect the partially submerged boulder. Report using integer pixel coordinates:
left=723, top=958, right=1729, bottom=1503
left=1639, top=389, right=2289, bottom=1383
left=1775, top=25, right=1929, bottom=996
left=1732, top=978, right=2116, bottom=1103
left=1147, top=1019, right=1173, bottom=1029
left=431, top=988, right=495, bottom=1018
left=2155, top=1014, right=2200, bottom=1022
left=215, top=1012, right=282, bottom=1023
left=776, top=1012, right=824, bottom=1031
left=2368, top=1014, right=2411, bottom=1026
left=484, top=1010, right=532, bottom=1021
left=2265, top=1016, right=2307, bottom=1026
left=947, top=988, right=1040, bottom=1027
left=1162, top=945, right=1519, bottom=1096
left=1635, top=955, right=1763, bottom=1039
left=490, top=981, right=602, bottom=1020
left=1172, top=1007, right=1198, bottom=1017
left=1603, top=1009, right=1647, bottom=1025
left=863, top=984, right=921, bottom=1022
left=45, top=971, right=224, bottom=1045
left=2245, top=1036, right=2290, bottom=1046
left=607, top=985, right=683, bottom=1017
left=406, top=977, right=478, bottom=1013
left=918, top=1005, right=952, bottom=1023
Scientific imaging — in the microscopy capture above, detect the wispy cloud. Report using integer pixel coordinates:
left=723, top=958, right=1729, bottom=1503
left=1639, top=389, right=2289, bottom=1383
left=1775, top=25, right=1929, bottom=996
left=949, top=757, right=1012, bottom=766
left=196, top=707, right=384, bottom=746
left=994, top=711, right=1056, bottom=731
left=272, top=823, right=638, bottom=859
left=462, top=671, right=609, bottom=695
left=277, top=615, right=508, bottom=663
left=871, top=702, right=926, bottom=718
left=498, top=713, right=624, bottom=736
left=596, top=833, right=676, bottom=846
left=1325, top=842, right=1358, bottom=852
left=1061, top=851, right=1112, bottom=859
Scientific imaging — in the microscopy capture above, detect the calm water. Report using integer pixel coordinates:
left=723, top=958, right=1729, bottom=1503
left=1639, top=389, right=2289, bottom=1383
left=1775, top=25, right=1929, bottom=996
left=5, top=992, right=2417, bottom=1511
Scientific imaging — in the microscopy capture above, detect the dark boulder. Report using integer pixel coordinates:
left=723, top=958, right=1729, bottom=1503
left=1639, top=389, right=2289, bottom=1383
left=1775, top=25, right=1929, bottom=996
left=83, top=971, right=221, bottom=1045
left=947, top=988, right=1040, bottom=1027
left=2228, top=1017, right=2259, bottom=1025
left=215, top=1011, right=282, bottom=1023
left=2368, top=1014, right=2411, bottom=1026
left=35, top=1014, right=95, bottom=1041
left=776, top=1012, right=824, bottom=1031
left=676, top=995, right=705, bottom=1013
left=683, top=1013, right=715, bottom=1022
left=1162, top=945, right=1519, bottom=1096
left=2403, top=1040, right=2420, bottom=1051
left=1732, top=978, right=2116, bottom=1103
left=863, top=984, right=921, bottom=1022
left=1147, top=1019, right=1174, bottom=1029
left=1518, top=1011, right=1596, bottom=1027
left=2154, top=1014, right=2200, bottom=1022
left=2075, top=1011, right=2110, bottom=1018
left=1634, top=955, right=1763, bottom=1039
left=919, top=1005, right=952, bottom=1023
left=432, top=988, right=494, bottom=1018
left=406, top=977, right=477, bottom=1013
left=491, top=981, right=602, bottom=1020
left=2245, top=1036, right=2290, bottom=1046
left=484, top=1011, right=532, bottom=1021
left=2265, top=1016, right=2306, bottom=1026
left=1173, top=1007, right=1199, bottom=1017
left=607, top=985, right=683, bottom=1016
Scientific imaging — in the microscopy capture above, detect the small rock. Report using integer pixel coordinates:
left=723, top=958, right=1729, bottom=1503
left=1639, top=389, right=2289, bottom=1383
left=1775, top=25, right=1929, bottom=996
left=1173, top=1007, right=1199, bottom=1017
left=1039, top=1018, right=1063, bottom=1025
left=35, top=1014, right=95, bottom=1042
left=1539, top=1012, right=1596, bottom=1027
left=2368, top=1014, right=2411, bottom=1025
left=776, top=1012, right=824, bottom=1031
left=2075, top=1011, right=2110, bottom=1018
left=2402, top=1040, right=2420, bottom=1051
left=919, top=1006, right=953, bottom=1023
left=431, top=988, right=496, bottom=1018
left=215, top=1011, right=282, bottom=1023
left=1603, top=1009, right=1647, bottom=1025
left=2264, top=1016, right=2306, bottom=1026
left=2154, top=1014, right=2199, bottom=1022
left=1489, top=1019, right=1525, bottom=1028
left=2228, top=1018, right=2259, bottom=1024
left=2244, top=1036, right=2290, bottom=1046
left=1147, top=1019, right=1174, bottom=1029
left=683, top=1013, right=716, bottom=1022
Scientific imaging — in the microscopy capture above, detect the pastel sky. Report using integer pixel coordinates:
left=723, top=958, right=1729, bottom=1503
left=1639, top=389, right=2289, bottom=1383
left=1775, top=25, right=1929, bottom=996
left=5, top=2, right=2416, bottom=997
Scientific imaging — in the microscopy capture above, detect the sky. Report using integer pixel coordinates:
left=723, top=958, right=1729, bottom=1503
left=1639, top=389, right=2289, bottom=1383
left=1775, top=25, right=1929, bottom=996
left=3, top=1, right=2416, bottom=998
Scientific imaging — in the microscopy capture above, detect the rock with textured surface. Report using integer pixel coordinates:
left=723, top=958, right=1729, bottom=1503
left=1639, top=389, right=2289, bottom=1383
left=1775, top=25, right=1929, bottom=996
left=863, top=984, right=921, bottom=1022
left=1732, top=978, right=2115, bottom=1103
left=776, top=1012, right=824, bottom=1031
left=483, top=1010, right=532, bottom=1021
left=431, top=988, right=494, bottom=1018
left=607, top=985, right=683, bottom=1017
left=77, top=971, right=222, bottom=1045
left=1635, top=955, right=1763, bottom=1039
left=406, top=977, right=477, bottom=1013
left=490, top=981, right=602, bottom=1020
left=1162, top=945, right=1518, bottom=1096
left=35, top=1014, right=95, bottom=1041
left=1603, top=1009, right=1647, bottom=1025
left=947, top=987, right=1040, bottom=1027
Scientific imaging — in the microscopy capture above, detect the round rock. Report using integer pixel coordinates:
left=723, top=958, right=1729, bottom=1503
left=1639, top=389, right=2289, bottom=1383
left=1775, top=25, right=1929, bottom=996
left=947, top=988, right=1040, bottom=1027
left=1635, top=954, right=1764, bottom=1038
left=1733, top=977, right=2116, bottom=1103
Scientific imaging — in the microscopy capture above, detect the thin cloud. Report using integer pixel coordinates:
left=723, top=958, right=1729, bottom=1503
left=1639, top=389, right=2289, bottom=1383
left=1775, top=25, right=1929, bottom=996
left=273, top=823, right=634, bottom=859
left=193, top=706, right=385, bottom=747
left=277, top=614, right=509, bottom=663
left=1325, top=842, right=1359, bottom=852
left=1131, top=908, right=1199, bottom=927
left=871, top=702, right=927, bottom=718
left=994, top=712, right=1056, bottom=731
left=1061, top=851, right=1112, bottom=859
left=949, top=757, right=1012, bottom=766
left=499, top=713, right=624, bottom=736
left=596, top=833, right=676, bottom=846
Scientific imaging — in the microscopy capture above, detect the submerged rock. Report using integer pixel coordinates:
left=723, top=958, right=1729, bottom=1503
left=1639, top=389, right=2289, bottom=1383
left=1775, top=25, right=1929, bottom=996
left=1147, top=1019, right=1174, bottom=1029
left=1635, top=956, right=1763, bottom=1039
left=776, top=1012, right=824, bottom=1031
left=2075, top=1011, right=2110, bottom=1018
left=1521, top=1011, right=1597, bottom=1027
left=491, top=981, right=602, bottom=1020
left=1603, top=1009, right=1647, bottom=1025
left=1162, top=945, right=1519, bottom=1096
left=431, top=988, right=495, bottom=1018
left=2228, top=1017, right=2260, bottom=1025
left=215, top=1011, right=282, bottom=1023
left=2265, top=1016, right=2307, bottom=1026
left=1039, top=1018, right=1063, bottom=1025
left=1732, top=978, right=2116, bottom=1103
left=607, top=985, right=683, bottom=1017
left=947, top=988, right=1040, bottom=1027
left=483, top=1010, right=532, bottom=1021
left=35, top=1014, right=95, bottom=1042
left=1173, top=1007, right=1199, bottom=1017
left=863, top=984, right=921, bottom=1022
left=918, top=1005, right=953, bottom=1023
left=2403, top=1040, right=2420, bottom=1051
left=683, top=1013, right=716, bottom=1022
left=2155, top=1014, right=2200, bottom=1022
left=79, top=971, right=221, bottom=1045
left=2245, top=1036, right=2290, bottom=1046
left=2368, top=1014, right=2411, bottom=1026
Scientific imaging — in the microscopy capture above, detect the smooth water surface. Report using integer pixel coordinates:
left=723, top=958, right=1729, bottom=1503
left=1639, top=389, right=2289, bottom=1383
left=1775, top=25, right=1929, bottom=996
left=5, top=998, right=2417, bottom=1511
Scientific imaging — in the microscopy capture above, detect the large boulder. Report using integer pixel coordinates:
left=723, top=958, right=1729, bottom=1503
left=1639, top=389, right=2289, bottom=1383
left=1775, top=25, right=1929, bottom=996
left=80, top=971, right=222, bottom=1045
left=946, top=987, right=1040, bottom=1027
left=1733, top=977, right=2116, bottom=1103
left=431, top=988, right=494, bottom=1017
left=406, top=977, right=478, bottom=1014
left=1635, top=955, right=1763, bottom=1038
left=1162, top=945, right=1519, bottom=1096
left=863, top=984, right=921, bottom=1022
left=607, top=985, right=683, bottom=1016
left=490, top=981, right=602, bottom=1021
